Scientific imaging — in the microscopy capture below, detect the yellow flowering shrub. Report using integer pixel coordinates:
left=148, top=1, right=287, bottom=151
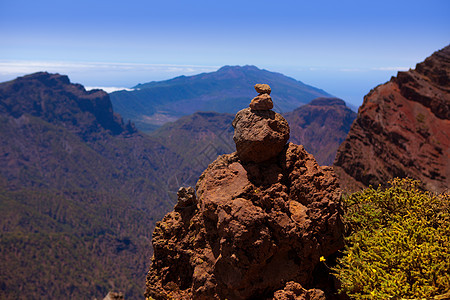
left=333, top=178, right=450, bottom=299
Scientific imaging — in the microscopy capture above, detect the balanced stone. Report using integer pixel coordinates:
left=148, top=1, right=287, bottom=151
left=254, top=83, right=271, bottom=95
left=232, top=107, right=289, bottom=162
left=249, top=93, right=274, bottom=110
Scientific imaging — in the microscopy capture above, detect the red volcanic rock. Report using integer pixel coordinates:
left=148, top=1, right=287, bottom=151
left=232, top=108, right=290, bottom=163
left=145, top=143, right=344, bottom=299
left=250, top=93, right=274, bottom=110
left=334, top=45, right=450, bottom=193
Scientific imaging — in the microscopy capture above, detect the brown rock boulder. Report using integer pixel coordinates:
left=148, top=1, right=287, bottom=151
left=174, top=186, right=197, bottom=211
left=334, top=45, right=450, bottom=193
left=145, top=143, right=344, bottom=300
left=103, top=291, right=124, bottom=300
left=250, top=93, right=274, bottom=110
left=232, top=108, right=290, bottom=163
left=273, top=282, right=326, bottom=300
left=255, top=83, right=271, bottom=95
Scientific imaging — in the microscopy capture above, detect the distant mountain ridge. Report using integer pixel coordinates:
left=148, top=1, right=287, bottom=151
left=110, top=65, right=332, bottom=132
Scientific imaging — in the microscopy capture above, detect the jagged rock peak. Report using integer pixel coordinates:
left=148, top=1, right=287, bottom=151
left=174, top=186, right=197, bottom=211
left=333, top=45, right=450, bottom=193
left=395, top=45, right=450, bottom=119
left=234, top=84, right=289, bottom=163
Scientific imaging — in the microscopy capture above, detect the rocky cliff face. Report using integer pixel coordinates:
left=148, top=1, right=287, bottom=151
left=146, top=85, right=344, bottom=299
left=334, top=45, right=450, bottom=193
left=0, top=72, right=135, bottom=137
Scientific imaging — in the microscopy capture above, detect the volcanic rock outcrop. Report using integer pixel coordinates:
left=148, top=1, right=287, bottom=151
left=334, top=45, right=450, bottom=193
left=146, top=84, right=344, bottom=299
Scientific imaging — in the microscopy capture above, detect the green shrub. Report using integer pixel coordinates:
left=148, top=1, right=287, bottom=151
left=333, top=178, right=450, bottom=299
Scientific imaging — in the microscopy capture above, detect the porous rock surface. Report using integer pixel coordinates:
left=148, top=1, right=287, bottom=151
left=146, top=146, right=343, bottom=299
left=254, top=83, right=272, bottom=95
left=250, top=93, right=274, bottom=110
left=145, top=84, right=344, bottom=299
left=333, top=45, right=450, bottom=193
left=273, top=281, right=326, bottom=300
left=233, top=108, right=289, bottom=163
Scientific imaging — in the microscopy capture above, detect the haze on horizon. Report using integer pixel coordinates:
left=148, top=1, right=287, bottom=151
left=0, top=0, right=448, bottom=107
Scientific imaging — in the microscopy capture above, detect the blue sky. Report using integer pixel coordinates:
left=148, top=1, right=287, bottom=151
left=0, top=0, right=449, bottom=106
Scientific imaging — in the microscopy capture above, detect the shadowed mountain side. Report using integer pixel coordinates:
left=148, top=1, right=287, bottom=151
left=151, top=98, right=356, bottom=170
left=334, top=45, right=450, bottom=193
left=150, top=112, right=235, bottom=187
left=110, top=65, right=332, bottom=132
left=284, top=98, right=356, bottom=166
left=0, top=72, right=183, bottom=299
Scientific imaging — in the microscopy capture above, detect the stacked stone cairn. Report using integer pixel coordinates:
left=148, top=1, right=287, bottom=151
left=250, top=83, right=273, bottom=110
left=232, top=83, right=290, bottom=163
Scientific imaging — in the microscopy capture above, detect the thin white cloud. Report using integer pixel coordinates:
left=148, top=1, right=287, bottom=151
left=0, top=61, right=97, bottom=74
left=85, top=86, right=135, bottom=93
left=305, top=66, right=411, bottom=73
left=339, top=67, right=409, bottom=72
left=0, top=60, right=221, bottom=87
left=371, top=66, right=410, bottom=71
left=0, top=60, right=219, bottom=77
left=339, top=68, right=363, bottom=72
